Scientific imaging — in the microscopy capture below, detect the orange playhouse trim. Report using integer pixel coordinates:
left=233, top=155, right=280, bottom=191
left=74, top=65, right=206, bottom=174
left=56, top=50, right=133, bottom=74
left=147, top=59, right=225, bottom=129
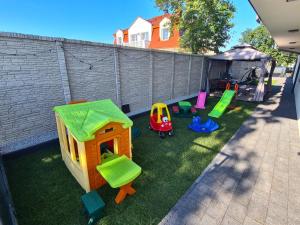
left=84, top=122, right=132, bottom=190
left=54, top=99, right=141, bottom=204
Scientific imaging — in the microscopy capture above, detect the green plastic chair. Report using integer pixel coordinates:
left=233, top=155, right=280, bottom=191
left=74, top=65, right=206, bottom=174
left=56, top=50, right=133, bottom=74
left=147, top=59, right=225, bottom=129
left=96, top=155, right=142, bottom=204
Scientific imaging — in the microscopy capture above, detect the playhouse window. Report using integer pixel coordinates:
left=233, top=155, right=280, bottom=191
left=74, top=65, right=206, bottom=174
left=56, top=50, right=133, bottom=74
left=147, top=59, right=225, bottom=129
left=67, top=134, right=80, bottom=165
left=100, top=139, right=119, bottom=164
left=105, top=127, right=114, bottom=133
left=65, top=128, right=70, bottom=153
left=100, top=139, right=115, bottom=154
left=73, top=139, right=79, bottom=163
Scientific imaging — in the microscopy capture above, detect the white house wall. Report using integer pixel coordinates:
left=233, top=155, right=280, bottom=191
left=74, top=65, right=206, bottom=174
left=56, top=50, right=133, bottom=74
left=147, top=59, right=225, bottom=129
left=115, top=30, right=124, bottom=44
left=230, top=61, right=263, bottom=80
left=128, top=17, right=152, bottom=42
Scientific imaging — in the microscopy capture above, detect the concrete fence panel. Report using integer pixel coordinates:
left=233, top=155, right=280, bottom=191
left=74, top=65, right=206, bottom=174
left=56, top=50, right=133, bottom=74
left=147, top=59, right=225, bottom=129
left=174, top=54, right=190, bottom=98
left=118, top=48, right=151, bottom=113
left=190, top=56, right=204, bottom=93
left=152, top=52, right=174, bottom=103
left=0, top=32, right=207, bottom=153
left=64, top=43, right=117, bottom=102
left=0, top=36, right=65, bottom=152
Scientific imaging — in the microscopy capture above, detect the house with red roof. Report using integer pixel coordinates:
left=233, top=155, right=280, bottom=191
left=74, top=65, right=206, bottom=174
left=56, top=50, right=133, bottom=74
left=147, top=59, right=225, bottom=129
left=113, top=14, right=180, bottom=51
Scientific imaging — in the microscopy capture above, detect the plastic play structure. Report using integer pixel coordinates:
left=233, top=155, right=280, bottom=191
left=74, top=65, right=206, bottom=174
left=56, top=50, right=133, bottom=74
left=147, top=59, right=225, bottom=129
left=195, top=92, right=207, bottom=109
left=54, top=99, right=142, bottom=204
left=172, top=101, right=197, bottom=117
left=208, top=83, right=238, bottom=118
left=188, top=116, right=219, bottom=133
left=149, top=103, right=174, bottom=138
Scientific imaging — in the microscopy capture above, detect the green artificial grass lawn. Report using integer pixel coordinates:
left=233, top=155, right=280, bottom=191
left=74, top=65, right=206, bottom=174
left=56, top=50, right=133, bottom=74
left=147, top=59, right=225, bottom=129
left=4, top=97, right=256, bottom=225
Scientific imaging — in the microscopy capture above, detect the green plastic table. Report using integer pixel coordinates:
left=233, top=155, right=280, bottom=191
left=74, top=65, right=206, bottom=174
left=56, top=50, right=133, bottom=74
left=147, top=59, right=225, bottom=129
left=178, top=101, right=192, bottom=114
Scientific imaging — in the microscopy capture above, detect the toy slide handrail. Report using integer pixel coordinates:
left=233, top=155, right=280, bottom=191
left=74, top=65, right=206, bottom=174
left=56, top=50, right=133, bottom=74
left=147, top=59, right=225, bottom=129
left=226, top=82, right=231, bottom=90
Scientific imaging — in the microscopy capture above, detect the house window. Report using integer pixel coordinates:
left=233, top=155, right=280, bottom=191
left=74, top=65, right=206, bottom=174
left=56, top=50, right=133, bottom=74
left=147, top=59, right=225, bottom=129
left=117, top=37, right=122, bottom=45
left=161, top=28, right=170, bottom=41
left=141, top=32, right=149, bottom=41
left=131, top=34, right=138, bottom=42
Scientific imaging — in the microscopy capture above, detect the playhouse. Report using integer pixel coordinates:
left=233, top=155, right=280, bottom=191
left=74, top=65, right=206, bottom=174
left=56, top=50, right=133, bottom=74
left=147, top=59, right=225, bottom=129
left=54, top=99, right=141, bottom=203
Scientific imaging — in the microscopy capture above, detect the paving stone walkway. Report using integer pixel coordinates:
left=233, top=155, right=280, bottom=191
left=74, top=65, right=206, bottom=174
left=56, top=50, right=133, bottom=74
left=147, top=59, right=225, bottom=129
left=159, top=77, right=300, bottom=225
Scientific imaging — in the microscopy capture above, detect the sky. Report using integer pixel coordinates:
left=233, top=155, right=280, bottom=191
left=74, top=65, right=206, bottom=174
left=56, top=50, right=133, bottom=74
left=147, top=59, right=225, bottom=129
left=0, top=0, right=259, bottom=51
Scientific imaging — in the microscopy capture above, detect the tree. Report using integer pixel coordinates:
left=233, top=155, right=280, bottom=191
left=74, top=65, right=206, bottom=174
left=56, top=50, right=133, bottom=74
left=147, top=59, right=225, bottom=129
left=155, top=0, right=235, bottom=54
left=239, top=25, right=296, bottom=66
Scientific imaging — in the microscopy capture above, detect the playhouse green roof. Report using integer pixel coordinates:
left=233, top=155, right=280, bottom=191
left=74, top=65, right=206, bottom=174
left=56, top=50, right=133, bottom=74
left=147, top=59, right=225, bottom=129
left=53, top=99, right=133, bottom=142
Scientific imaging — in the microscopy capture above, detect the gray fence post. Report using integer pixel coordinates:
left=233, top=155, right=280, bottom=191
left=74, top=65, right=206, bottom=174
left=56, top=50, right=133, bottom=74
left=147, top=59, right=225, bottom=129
left=187, top=55, right=192, bottom=95
left=113, top=48, right=122, bottom=107
left=171, top=53, right=175, bottom=99
left=55, top=41, right=71, bottom=103
left=199, top=57, right=205, bottom=91
left=149, top=51, right=153, bottom=107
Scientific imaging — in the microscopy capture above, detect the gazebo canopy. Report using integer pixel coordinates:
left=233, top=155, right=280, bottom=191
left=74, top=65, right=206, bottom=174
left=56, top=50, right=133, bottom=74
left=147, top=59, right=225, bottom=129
left=54, top=99, right=133, bottom=142
left=210, top=44, right=271, bottom=61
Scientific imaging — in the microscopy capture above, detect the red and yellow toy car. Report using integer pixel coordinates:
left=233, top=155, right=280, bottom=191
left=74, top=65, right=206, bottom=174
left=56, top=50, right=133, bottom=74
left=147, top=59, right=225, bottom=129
left=149, top=103, right=174, bottom=138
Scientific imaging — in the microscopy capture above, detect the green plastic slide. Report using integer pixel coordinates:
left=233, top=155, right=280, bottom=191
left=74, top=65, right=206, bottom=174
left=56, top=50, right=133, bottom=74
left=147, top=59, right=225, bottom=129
left=208, top=90, right=235, bottom=118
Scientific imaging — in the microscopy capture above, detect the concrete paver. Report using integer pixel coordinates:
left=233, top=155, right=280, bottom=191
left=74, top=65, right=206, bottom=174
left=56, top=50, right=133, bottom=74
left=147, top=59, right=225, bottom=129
left=159, top=77, right=299, bottom=225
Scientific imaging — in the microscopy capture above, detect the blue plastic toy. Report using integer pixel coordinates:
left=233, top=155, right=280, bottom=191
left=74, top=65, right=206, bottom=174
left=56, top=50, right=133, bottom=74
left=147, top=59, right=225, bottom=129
left=188, top=116, right=219, bottom=133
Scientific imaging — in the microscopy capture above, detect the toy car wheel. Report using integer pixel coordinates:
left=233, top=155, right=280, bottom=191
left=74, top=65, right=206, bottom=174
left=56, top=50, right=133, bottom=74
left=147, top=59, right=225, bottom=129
left=159, top=131, right=166, bottom=139
left=168, top=130, right=174, bottom=136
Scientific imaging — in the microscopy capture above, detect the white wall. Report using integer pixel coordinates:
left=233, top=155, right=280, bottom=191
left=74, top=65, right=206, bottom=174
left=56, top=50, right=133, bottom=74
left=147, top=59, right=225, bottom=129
left=230, top=61, right=263, bottom=80
left=293, top=55, right=300, bottom=136
left=115, top=30, right=124, bottom=44
left=128, top=17, right=152, bottom=42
